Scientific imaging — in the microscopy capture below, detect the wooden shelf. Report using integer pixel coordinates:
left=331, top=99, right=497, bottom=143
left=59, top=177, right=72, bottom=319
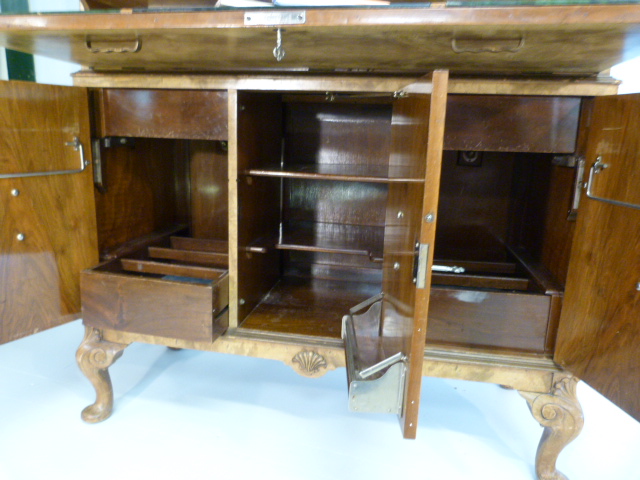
left=239, top=276, right=380, bottom=339
left=276, top=222, right=384, bottom=262
left=245, top=163, right=424, bottom=183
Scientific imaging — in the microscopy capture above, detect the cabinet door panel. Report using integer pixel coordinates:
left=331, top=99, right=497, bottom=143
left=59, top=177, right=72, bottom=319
left=0, top=81, right=97, bottom=344
left=382, top=70, right=448, bottom=438
left=555, top=93, right=640, bottom=420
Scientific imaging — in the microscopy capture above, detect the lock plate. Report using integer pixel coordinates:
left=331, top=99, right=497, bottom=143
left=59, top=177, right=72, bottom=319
left=244, top=11, right=306, bottom=26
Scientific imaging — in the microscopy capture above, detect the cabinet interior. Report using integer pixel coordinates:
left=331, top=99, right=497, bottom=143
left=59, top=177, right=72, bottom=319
left=85, top=89, right=579, bottom=353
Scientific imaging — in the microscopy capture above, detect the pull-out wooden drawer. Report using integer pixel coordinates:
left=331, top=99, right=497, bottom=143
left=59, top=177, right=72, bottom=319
left=81, top=236, right=228, bottom=342
left=426, top=287, right=553, bottom=353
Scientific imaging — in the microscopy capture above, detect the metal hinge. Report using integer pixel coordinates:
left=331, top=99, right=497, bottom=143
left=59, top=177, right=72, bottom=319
left=413, top=243, right=430, bottom=289
left=552, top=154, right=586, bottom=220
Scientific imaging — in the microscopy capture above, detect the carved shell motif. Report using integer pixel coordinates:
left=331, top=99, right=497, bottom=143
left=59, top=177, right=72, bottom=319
left=292, top=350, right=327, bottom=376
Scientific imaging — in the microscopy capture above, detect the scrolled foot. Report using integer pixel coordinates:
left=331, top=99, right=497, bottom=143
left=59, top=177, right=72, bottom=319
left=520, top=374, right=584, bottom=480
left=76, top=326, right=129, bottom=423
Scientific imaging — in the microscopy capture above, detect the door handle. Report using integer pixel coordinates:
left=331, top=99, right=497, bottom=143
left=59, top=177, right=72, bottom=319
left=585, top=156, right=640, bottom=211
left=0, top=137, right=88, bottom=179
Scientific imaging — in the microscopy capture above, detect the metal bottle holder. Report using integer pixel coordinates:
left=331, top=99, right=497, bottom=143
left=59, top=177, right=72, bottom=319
left=342, top=293, right=407, bottom=415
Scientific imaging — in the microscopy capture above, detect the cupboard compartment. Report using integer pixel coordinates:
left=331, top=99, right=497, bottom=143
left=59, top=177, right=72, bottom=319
left=426, top=144, right=574, bottom=353
left=234, top=93, right=398, bottom=338
left=82, top=87, right=231, bottom=342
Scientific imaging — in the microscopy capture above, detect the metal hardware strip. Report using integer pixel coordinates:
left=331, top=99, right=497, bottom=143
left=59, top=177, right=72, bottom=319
left=586, top=156, right=640, bottom=211
left=0, top=137, right=87, bottom=179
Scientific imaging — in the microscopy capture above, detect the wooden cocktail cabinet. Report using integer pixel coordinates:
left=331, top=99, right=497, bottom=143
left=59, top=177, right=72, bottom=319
left=0, top=3, right=639, bottom=479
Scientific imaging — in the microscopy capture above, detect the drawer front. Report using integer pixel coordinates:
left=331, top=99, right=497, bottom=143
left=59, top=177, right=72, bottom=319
left=81, top=269, right=228, bottom=342
left=426, top=286, right=551, bottom=353
left=444, top=95, right=581, bottom=154
left=96, top=89, right=228, bottom=141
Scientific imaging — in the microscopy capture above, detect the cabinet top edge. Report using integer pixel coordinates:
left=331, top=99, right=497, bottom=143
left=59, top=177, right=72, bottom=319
left=71, top=71, right=619, bottom=96
left=5, top=5, right=640, bottom=28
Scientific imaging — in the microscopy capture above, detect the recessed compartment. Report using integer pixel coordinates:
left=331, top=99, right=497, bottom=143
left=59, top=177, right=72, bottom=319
left=232, top=91, right=578, bottom=355
left=234, top=93, right=398, bottom=339
left=81, top=88, right=230, bottom=342
left=426, top=147, right=574, bottom=353
left=81, top=87, right=580, bottom=354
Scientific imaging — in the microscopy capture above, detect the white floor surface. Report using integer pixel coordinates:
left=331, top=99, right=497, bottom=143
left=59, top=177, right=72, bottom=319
left=0, top=320, right=638, bottom=480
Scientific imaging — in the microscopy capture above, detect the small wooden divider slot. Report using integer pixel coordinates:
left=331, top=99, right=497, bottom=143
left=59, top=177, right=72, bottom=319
left=148, top=246, right=228, bottom=268
left=120, top=258, right=226, bottom=281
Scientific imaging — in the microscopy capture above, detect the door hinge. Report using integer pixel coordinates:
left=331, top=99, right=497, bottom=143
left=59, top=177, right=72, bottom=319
left=413, top=242, right=430, bottom=289
left=552, top=155, right=585, bottom=220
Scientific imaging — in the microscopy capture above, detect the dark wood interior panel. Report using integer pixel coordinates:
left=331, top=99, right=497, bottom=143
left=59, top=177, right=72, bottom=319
left=426, top=287, right=551, bottom=352
left=236, top=92, right=282, bottom=171
left=170, top=236, right=227, bottom=253
left=436, top=150, right=514, bottom=260
left=284, top=101, right=392, bottom=167
left=240, top=277, right=379, bottom=338
left=444, top=95, right=581, bottom=153
left=556, top=93, right=640, bottom=421
left=94, top=139, right=190, bottom=255
left=539, top=99, right=590, bottom=287
left=96, top=89, right=228, bottom=141
left=538, top=164, right=578, bottom=286
left=284, top=179, right=388, bottom=226
left=190, top=140, right=228, bottom=240
left=284, top=251, right=383, bottom=284
left=507, top=152, right=575, bottom=288
left=236, top=92, right=283, bottom=322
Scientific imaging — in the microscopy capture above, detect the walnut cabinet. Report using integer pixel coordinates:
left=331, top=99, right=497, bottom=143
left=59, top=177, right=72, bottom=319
left=0, top=5, right=639, bottom=480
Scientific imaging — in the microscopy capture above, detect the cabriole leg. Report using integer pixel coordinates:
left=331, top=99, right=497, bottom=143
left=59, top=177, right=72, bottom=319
left=76, top=326, right=129, bottom=424
left=520, top=374, right=584, bottom=480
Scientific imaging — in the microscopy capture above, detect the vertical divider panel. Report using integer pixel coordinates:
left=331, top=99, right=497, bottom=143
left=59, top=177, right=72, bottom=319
left=233, top=91, right=283, bottom=325
left=228, top=90, right=239, bottom=328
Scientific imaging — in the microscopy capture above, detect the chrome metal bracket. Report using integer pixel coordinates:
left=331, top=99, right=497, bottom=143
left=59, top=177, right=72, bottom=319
left=92, top=138, right=106, bottom=193
left=552, top=155, right=586, bottom=220
left=0, top=137, right=87, bottom=179
left=432, top=264, right=465, bottom=274
left=586, top=156, right=640, bottom=211
left=343, top=295, right=407, bottom=415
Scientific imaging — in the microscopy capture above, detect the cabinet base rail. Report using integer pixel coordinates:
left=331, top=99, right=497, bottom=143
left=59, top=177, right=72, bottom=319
left=77, top=326, right=584, bottom=480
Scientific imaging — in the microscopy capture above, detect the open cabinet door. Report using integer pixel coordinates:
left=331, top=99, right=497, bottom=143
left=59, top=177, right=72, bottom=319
left=555, top=94, right=640, bottom=421
left=0, top=81, right=98, bottom=344
left=343, top=71, right=448, bottom=439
